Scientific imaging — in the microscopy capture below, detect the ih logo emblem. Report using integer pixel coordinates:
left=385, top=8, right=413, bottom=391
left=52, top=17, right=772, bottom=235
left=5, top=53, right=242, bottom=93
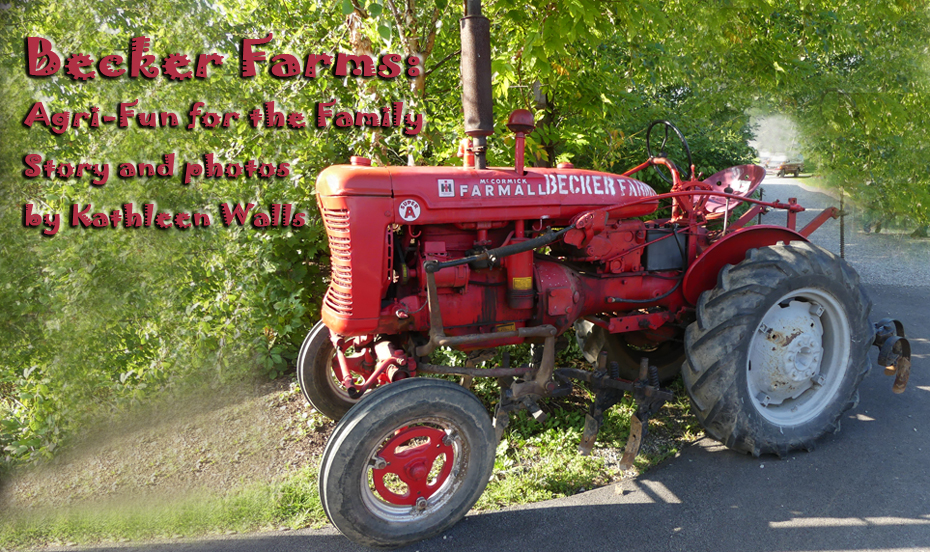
left=438, top=179, right=455, bottom=197
left=399, top=199, right=421, bottom=222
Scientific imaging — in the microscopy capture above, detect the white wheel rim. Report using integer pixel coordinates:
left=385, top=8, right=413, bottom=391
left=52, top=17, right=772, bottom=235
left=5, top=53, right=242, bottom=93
left=360, top=417, right=469, bottom=524
left=747, top=287, right=851, bottom=426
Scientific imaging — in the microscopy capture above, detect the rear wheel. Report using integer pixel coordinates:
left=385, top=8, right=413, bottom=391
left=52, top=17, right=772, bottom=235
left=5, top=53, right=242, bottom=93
left=575, top=321, right=684, bottom=383
left=296, top=321, right=360, bottom=420
left=320, top=378, right=496, bottom=548
left=682, top=241, right=872, bottom=456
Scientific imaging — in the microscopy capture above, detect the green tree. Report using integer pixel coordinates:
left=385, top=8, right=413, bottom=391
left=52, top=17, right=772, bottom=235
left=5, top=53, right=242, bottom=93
left=3, top=0, right=926, bottom=468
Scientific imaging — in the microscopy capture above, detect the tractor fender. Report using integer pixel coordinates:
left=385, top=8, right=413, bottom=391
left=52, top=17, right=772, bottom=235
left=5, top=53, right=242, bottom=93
left=681, top=225, right=808, bottom=305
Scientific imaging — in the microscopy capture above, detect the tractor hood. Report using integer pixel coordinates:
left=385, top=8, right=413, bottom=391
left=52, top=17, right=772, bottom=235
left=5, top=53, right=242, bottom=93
left=316, top=163, right=659, bottom=225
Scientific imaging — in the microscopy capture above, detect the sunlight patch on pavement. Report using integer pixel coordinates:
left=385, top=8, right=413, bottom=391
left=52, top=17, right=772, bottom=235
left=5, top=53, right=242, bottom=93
left=612, top=480, right=683, bottom=505
left=770, top=517, right=930, bottom=528
left=612, top=482, right=654, bottom=504
left=640, top=480, right=682, bottom=504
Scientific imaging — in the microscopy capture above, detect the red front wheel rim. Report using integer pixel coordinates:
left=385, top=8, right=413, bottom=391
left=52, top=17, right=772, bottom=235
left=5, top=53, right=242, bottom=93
left=371, top=425, right=454, bottom=505
left=360, top=417, right=470, bottom=523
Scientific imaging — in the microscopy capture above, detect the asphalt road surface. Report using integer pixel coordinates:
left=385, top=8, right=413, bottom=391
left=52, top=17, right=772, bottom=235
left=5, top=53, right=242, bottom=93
left=78, top=175, right=930, bottom=552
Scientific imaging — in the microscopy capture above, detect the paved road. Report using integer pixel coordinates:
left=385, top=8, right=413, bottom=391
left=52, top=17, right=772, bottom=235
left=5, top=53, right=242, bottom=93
left=755, top=175, right=930, bottom=287
left=80, top=176, right=930, bottom=552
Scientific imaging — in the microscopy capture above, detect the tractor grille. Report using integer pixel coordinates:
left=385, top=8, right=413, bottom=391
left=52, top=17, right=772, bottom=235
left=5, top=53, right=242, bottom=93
left=328, top=235, right=352, bottom=288
left=322, top=207, right=353, bottom=316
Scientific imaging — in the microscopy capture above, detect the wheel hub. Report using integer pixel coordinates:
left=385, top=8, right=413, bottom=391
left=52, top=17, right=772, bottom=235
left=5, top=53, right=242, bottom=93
left=750, top=300, right=825, bottom=405
left=406, top=460, right=428, bottom=481
left=371, top=425, right=454, bottom=506
left=784, top=333, right=822, bottom=382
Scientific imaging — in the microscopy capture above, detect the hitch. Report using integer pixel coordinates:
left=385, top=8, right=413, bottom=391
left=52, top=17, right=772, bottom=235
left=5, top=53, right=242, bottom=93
left=873, top=318, right=912, bottom=394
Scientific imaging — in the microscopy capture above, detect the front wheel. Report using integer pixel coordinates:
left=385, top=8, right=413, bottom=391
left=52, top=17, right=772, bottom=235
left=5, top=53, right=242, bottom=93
left=682, top=241, right=872, bottom=457
left=319, top=378, right=496, bottom=548
left=296, top=321, right=360, bottom=420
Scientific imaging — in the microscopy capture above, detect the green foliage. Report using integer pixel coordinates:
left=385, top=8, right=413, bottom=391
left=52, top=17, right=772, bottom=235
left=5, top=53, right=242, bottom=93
left=476, top=377, right=700, bottom=510
left=0, top=0, right=340, bottom=467
left=3, top=0, right=925, bottom=471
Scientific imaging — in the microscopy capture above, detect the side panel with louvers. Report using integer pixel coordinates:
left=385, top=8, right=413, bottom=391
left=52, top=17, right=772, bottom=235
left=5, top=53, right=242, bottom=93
left=317, top=194, right=394, bottom=336
left=321, top=206, right=353, bottom=316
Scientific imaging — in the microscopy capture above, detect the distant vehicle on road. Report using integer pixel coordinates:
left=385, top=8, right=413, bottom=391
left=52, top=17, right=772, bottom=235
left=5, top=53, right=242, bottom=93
left=775, top=160, right=804, bottom=177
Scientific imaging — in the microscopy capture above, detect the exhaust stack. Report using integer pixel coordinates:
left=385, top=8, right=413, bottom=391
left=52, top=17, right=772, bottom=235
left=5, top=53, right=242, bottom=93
left=461, top=0, right=493, bottom=169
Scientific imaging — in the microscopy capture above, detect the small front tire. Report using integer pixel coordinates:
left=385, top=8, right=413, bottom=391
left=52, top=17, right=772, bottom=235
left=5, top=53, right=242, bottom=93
left=296, top=321, right=359, bottom=420
left=320, top=378, right=496, bottom=548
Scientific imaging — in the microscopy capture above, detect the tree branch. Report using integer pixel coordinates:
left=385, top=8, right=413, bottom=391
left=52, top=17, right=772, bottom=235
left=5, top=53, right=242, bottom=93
left=386, top=0, right=413, bottom=53
left=423, top=5, right=444, bottom=58
left=349, top=0, right=369, bottom=18
left=425, top=49, right=460, bottom=76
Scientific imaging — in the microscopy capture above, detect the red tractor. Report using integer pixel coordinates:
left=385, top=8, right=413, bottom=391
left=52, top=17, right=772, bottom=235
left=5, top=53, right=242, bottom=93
left=302, top=2, right=913, bottom=547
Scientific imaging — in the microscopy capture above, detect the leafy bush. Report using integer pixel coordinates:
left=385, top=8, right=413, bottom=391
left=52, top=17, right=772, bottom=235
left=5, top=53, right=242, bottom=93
left=11, top=0, right=918, bottom=471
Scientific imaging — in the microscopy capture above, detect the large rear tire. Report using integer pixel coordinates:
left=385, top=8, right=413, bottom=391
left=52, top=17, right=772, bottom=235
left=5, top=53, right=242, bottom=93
left=319, top=378, right=496, bottom=548
left=682, top=241, right=872, bottom=457
left=296, top=321, right=359, bottom=420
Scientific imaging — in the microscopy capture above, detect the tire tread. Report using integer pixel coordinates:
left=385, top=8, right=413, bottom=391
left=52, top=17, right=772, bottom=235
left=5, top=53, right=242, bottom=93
left=683, top=242, right=871, bottom=457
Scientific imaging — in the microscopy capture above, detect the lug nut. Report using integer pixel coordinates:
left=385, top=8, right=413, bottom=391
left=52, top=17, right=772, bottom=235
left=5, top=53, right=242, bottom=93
left=372, top=456, right=387, bottom=470
left=416, top=497, right=428, bottom=511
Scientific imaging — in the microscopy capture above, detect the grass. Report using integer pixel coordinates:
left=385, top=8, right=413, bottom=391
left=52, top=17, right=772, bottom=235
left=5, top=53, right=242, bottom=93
left=0, top=464, right=327, bottom=551
left=0, top=358, right=702, bottom=550
left=476, top=378, right=702, bottom=510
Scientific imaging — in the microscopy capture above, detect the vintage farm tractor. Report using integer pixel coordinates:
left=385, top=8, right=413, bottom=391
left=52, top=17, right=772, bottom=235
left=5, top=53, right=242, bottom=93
left=302, top=1, right=913, bottom=547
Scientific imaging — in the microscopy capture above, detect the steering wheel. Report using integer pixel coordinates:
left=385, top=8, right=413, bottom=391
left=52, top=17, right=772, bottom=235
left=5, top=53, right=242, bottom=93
left=646, top=120, right=694, bottom=185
